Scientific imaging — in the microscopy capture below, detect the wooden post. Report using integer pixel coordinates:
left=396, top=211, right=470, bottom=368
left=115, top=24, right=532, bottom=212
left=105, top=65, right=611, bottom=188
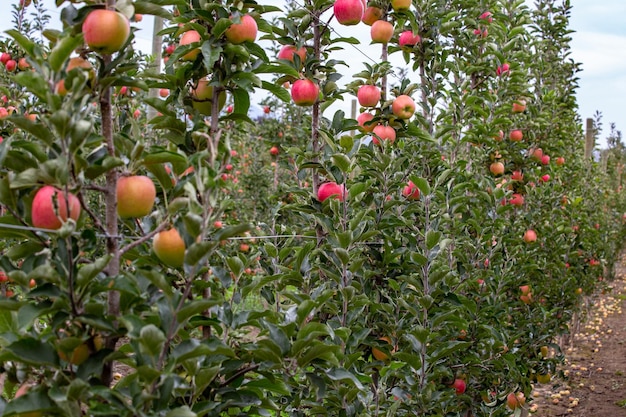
left=350, top=99, right=357, bottom=136
left=584, top=118, right=595, bottom=159
left=147, top=17, right=164, bottom=121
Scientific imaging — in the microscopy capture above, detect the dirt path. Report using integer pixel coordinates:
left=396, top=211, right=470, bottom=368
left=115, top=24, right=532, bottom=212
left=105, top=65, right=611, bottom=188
left=532, top=255, right=626, bottom=416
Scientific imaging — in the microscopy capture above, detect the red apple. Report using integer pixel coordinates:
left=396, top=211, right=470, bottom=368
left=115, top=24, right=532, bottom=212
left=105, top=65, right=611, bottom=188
left=17, top=57, right=29, bottom=70
left=263, top=105, right=271, bottom=114
left=357, top=84, right=381, bottom=107
left=82, top=9, right=131, bottom=55
left=451, top=379, right=466, bottom=395
left=372, top=125, right=396, bottom=145
left=523, top=229, right=537, bottom=243
left=489, top=162, right=504, bottom=176
left=496, top=63, right=510, bottom=76
left=226, top=104, right=234, bottom=113
left=509, top=130, right=523, bottom=141
left=0, top=108, right=8, bottom=119
left=153, top=228, right=186, bottom=268
left=116, top=175, right=156, bottom=218
left=357, top=112, right=375, bottom=132
left=32, top=185, right=81, bottom=230
left=333, top=0, right=364, bottom=26
left=392, top=95, right=416, bottom=119
left=509, top=193, right=524, bottom=206
left=291, top=79, right=319, bottom=106
left=479, top=11, right=493, bottom=23
left=318, top=182, right=345, bottom=202
left=133, top=109, right=141, bottom=119
left=519, top=285, right=531, bottom=295
left=225, top=14, right=258, bottom=44
left=159, top=88, right=169, bottom=98
left=5, top=59, right=16, bottom=72
left=0, top=53, right=11, bottom=65
left=506, top=392, right=526, bottom=410
left=362, top=6, right=382, bottom=25
left=511, top=171, right=523, bottom=181
left=277, top=45, right=306, bottom=63
left=371, top=20, right=394, bottom=44
left=541, top=155, right=550, bottom=165
left=398, top=31, right=421, bottom=47
left=165, top=44, right=176, bottom=55
left=270, top=146, right=279, bottom=156
left=493, top=130, right=504, bottom=141
left=402, top=181, right=420, bottom=200
left=391, top=0, right=411, bottom=12
left=179, top=30, right=201, bottom=61
left=512, top=99, right=526, bottom=113
left=556, top=156, right=565, bottom=166
left=540, top=174, right=550, bottom=182
left=530, top=147, right=543, bottom=160
left=134, top=13, right=143, bottom=22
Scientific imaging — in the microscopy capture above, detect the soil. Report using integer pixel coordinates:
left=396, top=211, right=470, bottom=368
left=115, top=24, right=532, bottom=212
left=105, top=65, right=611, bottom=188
left=532, top=254, right=626, bottom=416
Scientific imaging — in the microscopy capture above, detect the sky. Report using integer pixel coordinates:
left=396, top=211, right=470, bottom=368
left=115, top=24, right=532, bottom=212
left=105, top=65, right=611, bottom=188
left=0, top=0, right=623, bottom=148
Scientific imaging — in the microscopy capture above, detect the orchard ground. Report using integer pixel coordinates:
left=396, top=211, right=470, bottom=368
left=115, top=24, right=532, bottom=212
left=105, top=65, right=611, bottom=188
left=534, top=253, right=626, bottom=416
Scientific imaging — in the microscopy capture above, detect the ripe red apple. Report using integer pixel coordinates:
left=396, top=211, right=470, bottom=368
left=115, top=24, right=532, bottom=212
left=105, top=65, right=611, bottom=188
left=540, top=174, right=550, bottom=182
left=270, top=146, right=279, bottom=156
left=277, top=45, right=307, bottom=64
left=263, top=105, right=271, bottom=114
left=511, top=171, right=523, bottom=181
left=506, top=392, right=526, bottom=410
left=225, top=14, right=258, bottom=44
left=372, top=125, right=396, bottom=145
left=226, top=104, right=233, bottom=113
left=133, top=109, right=141, bottom=119
left=116, top=175, right=156, bottom=218
left=0, top=53, right=11, bottom=65
left=509, top=130, right=523, bottom=141
left=523, top=229, right=537, bottom=243
left=191, top=79, right=226, bottom=115
left=398, top=31, right=421, bottom=47
left=153, top=228, right=186, bottom=268
left=480, top=11, right=493, bottom=23
left=493, top=130, right=504, bottom=141
left=5, top=59, right=16, bottom=72
left=362, top=6, right=382, bottom=25
left=371, top=20, right=394, bottom=44
left=291, top=79, right=319, bottom=106
left=556, top=156, right=565, bottom=166
left=82, top=9, right=131, bottom=55
left=357, top=84, right=381, bottom=107
left=489, top=162, right=504, bottom=176
left=179, top=30, right=201, bottom=61
left=134, top=13, right=143, bottom=22
left=318, top=182, right=345, bottom=202
left=0, top=108, right=8, bottom=119
left=496, top=63, right=510, bottom=76
left=333, top=0, right=364, bottom=26
left=32, top=185, right=81, bottom=230
left=529, top=147, right=543, bottom=160
left=541, top=155, right=550, bottom=165
left=402, top=180, right=420, bottom=200
left=512, top=99, right=526, bottom=113
left=392, top=95, right=416, bottom=119
left=391, top=0, right=411, bottom=11
left=451, top=379, right=466, bottom=395
left=165, top=44, right=176, bottom=55
left=357, top=112, right=375, bottom=132
left=159, top=88, right=169, bottom=98
left=519, top=285, right=531, bottom=295
left=509, top=193, right=524, bottom=206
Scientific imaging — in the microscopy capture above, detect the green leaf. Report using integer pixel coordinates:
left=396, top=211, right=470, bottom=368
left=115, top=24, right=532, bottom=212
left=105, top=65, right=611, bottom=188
left=139, top=324, right=166, bottom=357
left=409, top=175, right=430, bottom=196
left=165, top=407, right=196, bottom=417
left=49, top=35, right=84, bottom=72
left=177, top=299, right=220, bottom=323
left=3, top=338, right=58, bottom=365
left=3, top=389, right=55, bottom=416
left=326, top=368, right=364, bottom=390
left=201, top=43, right=222, bottom=73
left=331, top=153, right=352, bottom=173
left=261, top=80, right=291, bottom=103
left=232, top=88, right=250, bottom=116
left=426, top=231, right=442, bottom=250
left=134, top=1, right=173, bottom=19
left=77, top=255, right=111, bottom=287
left=13, top=72, right=49, bottom=101
left=5, top=30, right=36, bottom=56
